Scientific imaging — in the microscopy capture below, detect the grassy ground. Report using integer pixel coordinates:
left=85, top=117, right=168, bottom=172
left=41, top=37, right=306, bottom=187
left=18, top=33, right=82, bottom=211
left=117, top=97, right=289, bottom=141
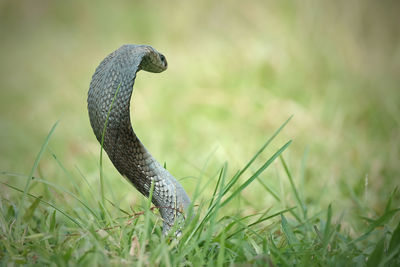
left=0, top=0, right=399, bottom=265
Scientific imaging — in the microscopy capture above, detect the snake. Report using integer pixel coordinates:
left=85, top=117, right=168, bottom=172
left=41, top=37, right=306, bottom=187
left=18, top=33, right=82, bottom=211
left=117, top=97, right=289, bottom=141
left=87, top=44, right=191, bottom=233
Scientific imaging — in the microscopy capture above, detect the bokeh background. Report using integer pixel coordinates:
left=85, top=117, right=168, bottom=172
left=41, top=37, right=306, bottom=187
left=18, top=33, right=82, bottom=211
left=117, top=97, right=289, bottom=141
left=1, top=0, right=399, bottom=227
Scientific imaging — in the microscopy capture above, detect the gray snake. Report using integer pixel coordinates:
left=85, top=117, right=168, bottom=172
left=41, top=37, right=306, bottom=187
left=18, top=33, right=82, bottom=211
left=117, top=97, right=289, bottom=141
left=87, top=44, right=191, bottom=233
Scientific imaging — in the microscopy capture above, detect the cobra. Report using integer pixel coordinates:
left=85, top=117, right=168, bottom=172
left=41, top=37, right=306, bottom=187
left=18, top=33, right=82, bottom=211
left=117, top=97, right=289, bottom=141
left=87, top=44, right=191, bottom=233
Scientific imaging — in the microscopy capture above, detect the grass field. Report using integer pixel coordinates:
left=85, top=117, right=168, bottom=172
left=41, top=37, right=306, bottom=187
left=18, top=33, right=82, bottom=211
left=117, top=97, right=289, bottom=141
left=1, top=0, right=399, bottom=265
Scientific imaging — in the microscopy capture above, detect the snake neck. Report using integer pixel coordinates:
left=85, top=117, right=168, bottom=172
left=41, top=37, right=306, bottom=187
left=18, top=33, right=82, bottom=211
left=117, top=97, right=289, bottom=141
left=87, top=45, right=190, bottom=232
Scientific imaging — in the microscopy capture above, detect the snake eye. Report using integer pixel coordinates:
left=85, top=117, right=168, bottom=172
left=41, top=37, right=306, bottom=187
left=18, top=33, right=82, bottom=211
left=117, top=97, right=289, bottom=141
left=159, top=54, right=167, bottom=66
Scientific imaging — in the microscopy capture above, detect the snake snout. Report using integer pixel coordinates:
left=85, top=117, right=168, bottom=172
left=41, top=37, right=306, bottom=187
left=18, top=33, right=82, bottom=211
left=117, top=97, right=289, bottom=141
left=159, top=53, right=168, bottom=69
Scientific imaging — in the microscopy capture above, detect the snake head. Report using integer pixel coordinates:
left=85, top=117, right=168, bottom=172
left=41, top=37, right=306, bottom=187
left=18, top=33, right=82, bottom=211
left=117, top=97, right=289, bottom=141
left=139, top=46, right=168, bottom=73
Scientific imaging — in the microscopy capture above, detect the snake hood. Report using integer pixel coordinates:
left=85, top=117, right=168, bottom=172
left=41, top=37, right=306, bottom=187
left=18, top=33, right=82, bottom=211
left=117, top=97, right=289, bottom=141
left=87, top=44, right=190, bottom=233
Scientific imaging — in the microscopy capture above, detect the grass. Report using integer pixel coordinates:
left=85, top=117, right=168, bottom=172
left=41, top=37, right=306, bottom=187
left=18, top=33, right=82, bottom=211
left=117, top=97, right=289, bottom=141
left=0, top=117, right=399, bottom=266
left=0, top=0, right=399, bottom=265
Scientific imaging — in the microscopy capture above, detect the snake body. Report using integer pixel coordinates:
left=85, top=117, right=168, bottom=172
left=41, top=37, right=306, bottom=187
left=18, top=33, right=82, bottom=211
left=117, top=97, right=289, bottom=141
left=87, top=44, right=191, bottom=232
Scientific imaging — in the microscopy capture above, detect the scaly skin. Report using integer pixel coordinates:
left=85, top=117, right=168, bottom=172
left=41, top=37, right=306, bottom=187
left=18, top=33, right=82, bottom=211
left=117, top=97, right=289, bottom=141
left=87, top=44, right=191, bottom=233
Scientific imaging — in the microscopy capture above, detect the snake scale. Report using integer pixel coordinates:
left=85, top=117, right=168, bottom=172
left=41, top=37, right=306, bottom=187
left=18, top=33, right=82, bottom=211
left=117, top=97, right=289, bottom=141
left=87, top=44, right=191, bottom=233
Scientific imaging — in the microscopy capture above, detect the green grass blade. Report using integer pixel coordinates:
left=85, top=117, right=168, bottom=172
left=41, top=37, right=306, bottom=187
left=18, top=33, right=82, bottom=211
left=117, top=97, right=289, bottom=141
left=280, top=155, right=306, bottom=220
left=281, top=214, right=299, bottom=247
left=385, top=186, right=398, bottom=213
left=221, top=115, right=293, bottom=197
left=388, top=220, right=400, bottom=254
left=99, top=82, right=121, bottom=206
left=49, top=210, right=56, bottom=232
left=216, top=213, right=262, bottom=240
left=1, top=171, right=100, bottom=220
left=226, top=207, right=296, bottom=240
left=208, top=165, right=226, bottom=210
left=221, top=140, right=292, bottom=207
left=299, top=147, right=309, bottom=202
left=75, top=165, right=99, bottom=203
left=186, top=139, right=292, bottom=244
left=186, top=140, right=292, bottom=244
left=49, top=149, right=89, bottom=205
left=248, top=206, right=297, bottom=228
left=23, top=196, right=42, bottom=222
left=189, top=146, right=219, bottom=210
left=2, top=182, right=82, bottom=228
left=353, top=208, right=400, bottom=243
left=256, top=177, right=280, bottom=202
left=216, top=228, right=226, bottom=267
left=202, top=164, right=227, bottom=244
left=16, top=120, right=59, bottom=233
left=105, top=198, right=131, bottom=216
left=366, top=237, right=385, bottom=267
left=139, top=179, right=155, bottom=267
left=323, top=203, right=332, bottom=249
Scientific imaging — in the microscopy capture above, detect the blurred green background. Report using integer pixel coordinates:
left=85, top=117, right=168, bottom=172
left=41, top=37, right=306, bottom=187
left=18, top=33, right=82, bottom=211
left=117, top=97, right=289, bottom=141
left=0, top=0, right=399, bottom=221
